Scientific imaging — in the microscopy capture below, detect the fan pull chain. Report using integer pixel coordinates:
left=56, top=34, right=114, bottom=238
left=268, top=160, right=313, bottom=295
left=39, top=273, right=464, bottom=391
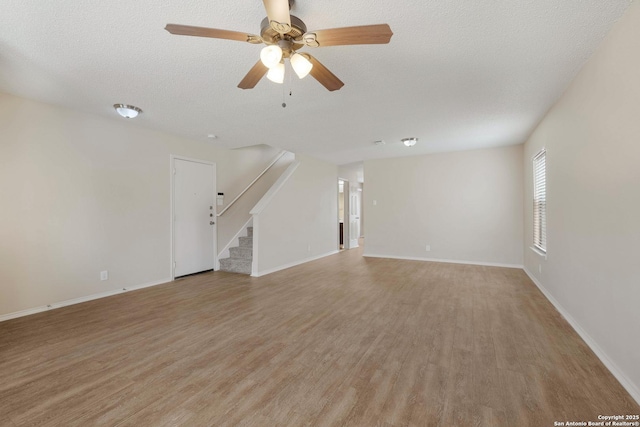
left=281, top=61, right=294, bottom=108
left=282, top=84, right=286, bottom=108
left=289, top=65, right=293, bottom=97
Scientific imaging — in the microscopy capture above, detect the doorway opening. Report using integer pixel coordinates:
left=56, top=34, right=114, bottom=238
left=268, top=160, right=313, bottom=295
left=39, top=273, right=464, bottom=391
left=338, top=178, right=353, bottom=250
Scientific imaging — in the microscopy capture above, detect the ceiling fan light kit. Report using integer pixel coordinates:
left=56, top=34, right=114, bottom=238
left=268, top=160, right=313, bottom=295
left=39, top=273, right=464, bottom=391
left=113, top=104, right=142, bottom=119
left=260, top=42, right=311, bottom=83
left=164, top=0, right=393, bottom=91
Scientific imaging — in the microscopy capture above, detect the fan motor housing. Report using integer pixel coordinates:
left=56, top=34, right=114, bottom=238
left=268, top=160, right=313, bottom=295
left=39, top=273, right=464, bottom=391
left=260, top=15, right=307, bottom=52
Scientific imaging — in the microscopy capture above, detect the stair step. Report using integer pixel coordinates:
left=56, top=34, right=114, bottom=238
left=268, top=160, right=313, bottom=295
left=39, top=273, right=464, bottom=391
left=218, top=225, right=254, bottom=275
left=230, top=246, right=252, bottom=260
left=219, top=258, right=252, bottom=275
left=239, top=236, right=253, bottom=247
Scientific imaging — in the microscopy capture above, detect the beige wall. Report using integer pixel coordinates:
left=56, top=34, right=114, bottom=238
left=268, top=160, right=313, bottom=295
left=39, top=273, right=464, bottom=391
left=364, top=145, right=523, bottom=266
left=255, top=154, right=338, bottom=275
left=523, top=0, right=640, bottom=401
left=0, top=93, right=278, bottom=317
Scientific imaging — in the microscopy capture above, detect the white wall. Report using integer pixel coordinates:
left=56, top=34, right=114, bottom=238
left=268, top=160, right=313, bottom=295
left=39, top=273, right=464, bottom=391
left=0, top=93, right=278, bottom=317
left=254, top=154, right=338, bottom=276
left=364, top=145, right=523, bottom=266
left=337, top=162, right=364, bottom=184
left=523, top=0, right=640, bottom=402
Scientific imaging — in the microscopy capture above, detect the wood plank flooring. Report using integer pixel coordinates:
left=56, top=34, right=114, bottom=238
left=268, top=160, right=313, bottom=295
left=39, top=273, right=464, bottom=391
left=1, top=246, right=638, bottom=426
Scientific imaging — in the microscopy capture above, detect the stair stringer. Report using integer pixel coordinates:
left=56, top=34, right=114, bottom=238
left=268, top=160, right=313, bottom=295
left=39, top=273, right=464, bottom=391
left=216, top=217, right=252, bottom=270
left=219, top=226, right=253, bottom=274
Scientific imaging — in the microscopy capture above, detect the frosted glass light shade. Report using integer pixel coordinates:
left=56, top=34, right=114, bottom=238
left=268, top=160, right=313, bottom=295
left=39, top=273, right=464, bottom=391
left=290, top=53, right=313, bottom=79
left=113, top=104, right=142, bottom=119
left=260, top=45, right=283, bottom=68
left=266, top=62, right=285, bottom=84
left=402, top=137, right=418, bottom=147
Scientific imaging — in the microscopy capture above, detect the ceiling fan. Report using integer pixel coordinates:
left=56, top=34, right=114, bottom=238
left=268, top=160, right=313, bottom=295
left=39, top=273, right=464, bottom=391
left=165, top=0, right=393, bottom=91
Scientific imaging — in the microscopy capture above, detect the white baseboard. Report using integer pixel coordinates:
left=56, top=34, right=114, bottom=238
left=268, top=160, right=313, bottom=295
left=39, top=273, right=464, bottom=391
left=252, top=250, right=340, bottom=277
left=362, top=253, right=523, bottom=269
left=0, top=277, right=172, bottom=323
left=523, top=268, right=640, bottom=405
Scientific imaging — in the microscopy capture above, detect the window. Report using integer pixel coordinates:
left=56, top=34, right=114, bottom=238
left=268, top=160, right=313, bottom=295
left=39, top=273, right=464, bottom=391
left=533, top=149, right=546, bottom=253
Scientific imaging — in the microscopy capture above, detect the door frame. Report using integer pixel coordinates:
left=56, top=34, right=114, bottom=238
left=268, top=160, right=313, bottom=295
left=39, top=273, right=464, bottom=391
left=170, top=155, right=217, bottom=280
left=338, top=178, right=351, bottom=250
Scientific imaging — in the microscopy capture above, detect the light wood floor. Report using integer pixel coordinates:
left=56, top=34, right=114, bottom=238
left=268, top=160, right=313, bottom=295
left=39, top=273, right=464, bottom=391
left=1, top=246, right=638, bottom=426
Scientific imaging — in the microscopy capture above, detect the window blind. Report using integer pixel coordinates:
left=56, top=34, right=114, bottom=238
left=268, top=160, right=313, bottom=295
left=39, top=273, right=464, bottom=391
left=533, top=149, right=546, bottom=252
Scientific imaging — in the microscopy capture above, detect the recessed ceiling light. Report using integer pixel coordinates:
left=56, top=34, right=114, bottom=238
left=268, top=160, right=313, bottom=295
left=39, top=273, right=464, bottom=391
left=113, top=104, right=142, bottom=119
left=401, top=137, right=418, bottom=147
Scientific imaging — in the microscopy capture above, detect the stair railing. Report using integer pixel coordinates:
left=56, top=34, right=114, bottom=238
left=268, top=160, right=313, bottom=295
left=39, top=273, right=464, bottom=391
left=217, top=150, right=287, bottom=217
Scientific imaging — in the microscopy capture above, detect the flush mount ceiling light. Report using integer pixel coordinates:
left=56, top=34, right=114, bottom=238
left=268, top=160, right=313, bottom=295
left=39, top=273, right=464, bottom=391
left=402, top=137, right=418, bottom=147
left=113, top=104, right=142, bottom=119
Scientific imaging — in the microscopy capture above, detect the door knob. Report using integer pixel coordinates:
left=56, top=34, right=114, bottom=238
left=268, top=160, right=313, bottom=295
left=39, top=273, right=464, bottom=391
left=210, top=221, right=215, bottom=225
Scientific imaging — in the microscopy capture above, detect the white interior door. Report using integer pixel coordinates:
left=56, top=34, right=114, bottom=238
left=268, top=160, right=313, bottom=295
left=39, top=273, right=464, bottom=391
left=349, top=191, right=360, bottom=248
left=173, top=158, right=216, bottom=277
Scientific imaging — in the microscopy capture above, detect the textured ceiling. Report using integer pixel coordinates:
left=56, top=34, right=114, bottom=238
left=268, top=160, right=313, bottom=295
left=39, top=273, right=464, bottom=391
left=0, top=0, right=630, bottom=164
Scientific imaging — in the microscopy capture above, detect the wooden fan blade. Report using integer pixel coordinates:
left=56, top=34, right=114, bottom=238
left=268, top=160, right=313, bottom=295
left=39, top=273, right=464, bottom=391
left=238, top=61, right=269, bottom=89
left=165, top=24, right=262, bottom=44
left=262, top=0, right=292, bottom=34
left=305, top=55, right=344, bottom=91
left=302, top=24, right=393, bottom=48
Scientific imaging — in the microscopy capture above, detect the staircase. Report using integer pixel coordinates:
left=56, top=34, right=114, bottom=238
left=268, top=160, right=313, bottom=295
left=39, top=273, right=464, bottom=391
left=219, top=226, right=253, bottom=275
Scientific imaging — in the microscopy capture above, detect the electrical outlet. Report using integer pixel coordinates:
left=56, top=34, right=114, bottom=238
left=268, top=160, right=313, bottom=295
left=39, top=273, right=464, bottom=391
left=425, top=245, right=431, bottom=251
left=373, top=200, right=377, bottom=206
left=100, top=270, right=108, bottom=281
left=307, top=244, right=311, bottom=252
